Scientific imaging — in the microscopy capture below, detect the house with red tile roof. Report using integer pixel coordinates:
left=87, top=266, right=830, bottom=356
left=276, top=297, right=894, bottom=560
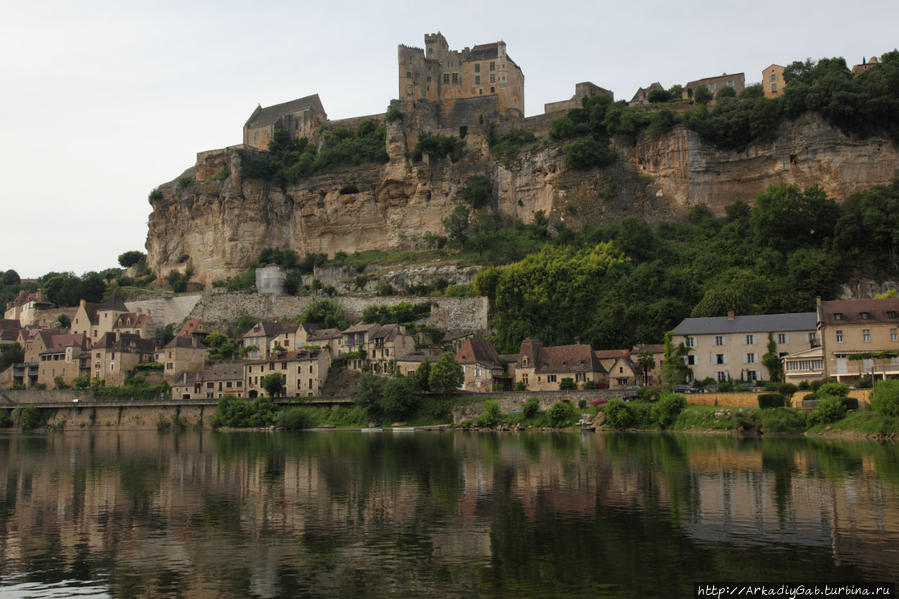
left=243, top=348, right=331, bottom=398
left=455, top=338, right=507, bottom=392
left=513, top=338, right=606, bottom=391
left=593, top=349, right=639, bottom=389
left=36, top=333, right=90, bottom=388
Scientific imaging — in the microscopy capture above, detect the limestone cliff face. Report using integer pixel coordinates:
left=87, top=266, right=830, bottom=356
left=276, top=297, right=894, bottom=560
left=147, top=114, right=898, bottom=285
left=629, top=113, right=899, bottom=211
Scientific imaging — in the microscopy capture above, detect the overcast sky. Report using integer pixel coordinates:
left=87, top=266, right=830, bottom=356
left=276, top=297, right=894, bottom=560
left=1, top=0, right=897, bottom=279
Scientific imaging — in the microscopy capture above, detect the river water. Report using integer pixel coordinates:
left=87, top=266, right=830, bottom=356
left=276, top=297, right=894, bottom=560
left=0, top=430, right=896, bottom=597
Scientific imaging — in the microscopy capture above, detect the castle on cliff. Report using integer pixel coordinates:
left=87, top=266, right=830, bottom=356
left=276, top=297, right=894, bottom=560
left=241, top=32, right=612, bottom=150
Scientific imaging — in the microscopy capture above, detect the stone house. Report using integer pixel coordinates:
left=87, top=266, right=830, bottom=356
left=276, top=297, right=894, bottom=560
left=157, top=335, right=208, bottom=383
left=629, top=82, right=664, bottom=106
left=4, top=290, right=54, bottom=326
left=398, top=32, right=524, bottom=119
left=394, top=350, right=442, bottom=377
left=340, top=323, right=379, bottom=371
left=544, top=82, right=613, bottom=114
left=243, top=349, right=331, bottom=398
left=781, top=346, right=825, bottom=385
left=243, top=94, right=327, bottom=150
left=171, top=362, right=244, bottom=400
left=513, top=338, right=604, bottom=391
left=852, top=56, right=879, bottom=75
left=594, top=349, right=639, bottom=390
left=673, top=311, right=818, bottom=384
left=241, top=321, right=291, bottom=360
left=762, top=64, right=785, bottom=99
left=71, top=294, right=129, bottom=345
left=306, top=327, right=343, bottom=354
left=455, top=338, right=505, bottom=392
left=367, top=324, right=416, bottom=375
left=631, top=343, right=666, bottom=386
left=90, top=332, right=156, bottom=386
left=0, top=318, right=21, bottom=343
left=36, top=333, right=90, bottom=388
left=816, top=297, right=899, bottom=383
left=683, top=72, right=745, bottom=100
left=176, top=318, right=209, bottom=343
left=112, top=310, right=153, bottom=339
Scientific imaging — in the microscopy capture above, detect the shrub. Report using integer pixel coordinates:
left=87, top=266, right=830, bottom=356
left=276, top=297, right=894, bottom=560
left=652, top=393, right=687, bottom=428
left=732, top=409, right=761, bottom=432
left=277, top=407, right=316, bottom=430
left=548, top=401, right=576, bottom=427
left=148, top=188, right=163, bottom=203
left=522, top=397, right=540, bottom=419
left=178, top=176, right=193, bottom=189
left=379, top=376, right=419, bottom=420
left=514, top=382, right=526, bottom=392
left=776, top=383, right=798, bottom=397
left=603, top=398, right=634, bottom=429
left=559, top=377, right=577, bottom=390
left=410, top=133, right=464, bottom=162
left=577, top=399, right=587, bottom=409
left=757, top=393, right=786, bottom=409
left=717, top=380, right=734, bottom=392
left=808, top=394, right=847, bottom=426
left=817, top=382, right=849, bottom=398
left=17, top=405, right=42, bottom=430
left=480, top=400, right=502, bottom=427
left=871, top=378, right=899, bottom=416
left=760, top=407, right=807, bottom=433
left=856, top=375, right=873, bottom=389
left=386, top=104, right=404, bottom=122
left=564, top=137, right=617, bottom=170
left=582, top=380, right=596, bottom=390
left=798, top=380, right=811, bottom=391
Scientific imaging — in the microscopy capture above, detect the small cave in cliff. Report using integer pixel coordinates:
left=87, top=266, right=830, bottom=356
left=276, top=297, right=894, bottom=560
left=340, top=184, right=359, bottom=195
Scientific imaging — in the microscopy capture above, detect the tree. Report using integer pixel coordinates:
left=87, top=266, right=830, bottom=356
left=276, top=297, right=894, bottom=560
left=354, top=373, right=386, bottom=414
left=414, top=359, right=431, bottom=392
left=301, top=299, right=349, bottom=330
left=2, top=270, right=20, bottom=285
left=53, top=314, right=71, bottom=329
left=635, top=349, right=656, bottom=385
left=716, top=86, right=737, bottom=99
left=261, top=373, right=285, bottom=398
left=660, top=331, right=690, bottom=388
left=444, top=205, right=470, bottom=246
left=379, top=376, right=419, bottom=420
left=751, top=183, right=839, bottom=253
left=647, top=88, right=672, bottom=103
left=118, top=251, right=146, bottom=268
left=693, top=85, right=713, bottom=105
left=461, top=175, right=492, bottom=209
left=762, top=332, right=784, bottom=383
left=428, top=352, right=464, bottom=395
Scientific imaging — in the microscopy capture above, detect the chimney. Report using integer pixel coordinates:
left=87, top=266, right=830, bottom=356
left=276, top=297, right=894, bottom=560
left=727, top=310, right=735, bottom=320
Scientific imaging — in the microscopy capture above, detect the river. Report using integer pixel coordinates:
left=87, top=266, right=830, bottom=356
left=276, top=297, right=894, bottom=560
left=0, top=430, right=896, bottom=597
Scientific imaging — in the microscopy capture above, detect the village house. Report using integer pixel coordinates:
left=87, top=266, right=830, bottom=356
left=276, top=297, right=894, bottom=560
left=367, top=324, right=416, bottom=375
left=455, top=338, right=506, bottom=392
left=157, top=335, right=208, bottom=383
left=243, top=94, right=327, bottom=151
left=36, top=333, right=90, bottom=388
left=513, top=338, right=604, bottom=391
left=629, top=82, right=664, bottom=106
left=171, top=362, right=244, bottom=400
left=631, top=343, right=666, bottom=386
left=90, top=332, right=156, bottom=386
left=241, top=321, right=291, bottom=360
left=112, top=310, right=153, bottom=339
left=683, top=72, right=745, bottom=99
left=673, top=311, right=818, bottom=384
left=243, top=349, right=331, bottom=398
left=306, top=327, right=343, bottom=353
left=852, top=56, right=879, bottom=75
left=762, top=64, right=785, bottom=98
left=340, top=323, right=379, bottom=371
left=71, top=294, right=130, bottom=344
left=544, top=82, right=613, bottom=114
left=394, top=350, right=442, bottom=377
left=0, top=319, right=21, bottom=343
left=815, top=297, right=899, bottom=383
left=4, top=290, right=54, bottom=326
left=594, top=349, right=639, bottom=390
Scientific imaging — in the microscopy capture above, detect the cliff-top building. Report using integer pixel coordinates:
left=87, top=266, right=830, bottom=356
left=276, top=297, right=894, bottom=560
left=398, top=32, right=525, bottom=118
left=243, top=94, right=327, bottom=151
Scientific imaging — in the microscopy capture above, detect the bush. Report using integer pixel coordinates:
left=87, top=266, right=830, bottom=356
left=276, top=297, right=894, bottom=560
left=871, top=378, right=899, bottom=416
left=386, top=104, right=404, bottom=122
left=480, top=400, right=502, bottom=427
left=277, top=407, right=316, bottom=430
left=856, top=375, right=873, bottom=389
left=582, top=380, right=596, bottom=390
left=776, top=383, right=798, bottom=397
left=379, top=376, right=419, bottom=420
left=717, top=380, right=734, bottom=392
left=522, top=397, right=540, bottom=419
left=17, top=405, right=42, bottom=431
left=808, top=394, right=847, bottom=426
left=548, top=401, right=576, bottom=427
left=603, top=398, right=634, bottom=429
left=798, top=380, right=811, bottom=391
left=410, top=133, right=464, bottom=162
left=652, top=393, right=687, bottom=428
left=514, top=382, right=526, bottom=392
left=564, top=137, right=617, bottom=170
left=759, top=407, right=807, bottom=433
left=559, top=377, right=577, bottom=390
left=757, top=393, right=786, bottom=409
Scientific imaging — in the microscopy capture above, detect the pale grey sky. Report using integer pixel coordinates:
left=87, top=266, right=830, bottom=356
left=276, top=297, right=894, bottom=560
left=1, top=0, right=896, bottom=278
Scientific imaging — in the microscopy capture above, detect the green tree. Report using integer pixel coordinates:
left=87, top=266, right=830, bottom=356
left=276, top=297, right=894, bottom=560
left=444, top=205, right=470, bottom=246
left=53, top=314, right=71, bottom=329
left=635, top=349, right=656, bottom=385
left=660, top=331, right=690, bottom=388
left=693, top=85, right=713, bottom=105
left=428, top=352, right=464, bottom=395
left=354, top=373, right=386, bottom=415
left=751, top=183, right=839, bottom=253
left=871, top=378, right=899, bottom=416
left=261, top=373, right=285, bottom=398
left=762, top=332, right=784, bottom=382
left=461, top=175, right=492, bottom=209
left=118, top=251, right=146, bottom=268
left=379, top=376, right=419, bottom=420
left=301, top=299, right=349, bottom=330
left=414, top=359, right=431, bottom=392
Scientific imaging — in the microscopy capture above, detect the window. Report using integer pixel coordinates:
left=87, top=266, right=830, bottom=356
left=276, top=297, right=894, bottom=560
left=475, top=64, right=480, bottom=73
left=716, top=371, right=728, bottom=382
left=861, top=312, right=870, bottom=320
left=727, top=80, right=735, bottom=87
left=808, top=332, right=818, bottom=344
left=406, top=71, right=411, bottom=78
left=490, top=74, right=495, bottom=83
left=443, top=73, right=449, bottom=84
left=490, top=87, right=494, bottom=93
left=709, top=83, right=717, bottom=91
left=522, top=374, right=528, bottom=385
left=490, top=61, right=495, bottom=71
left=475, top=75, right=480, bottom=84
left=891, top=329, right=898, bottom=342
left=684, top=336, right=695, bottom=348
left=834, top=312, right=843, bottom=320
left=743, top=370, right=758, bottom=381
left=777, top=333, right=788, bottom=344
left=547, top=374, right=557, bottom=383
left=863, top=329, right=871, bottom=342
left=836, top=330, right=844, bottom=343
left=685, top=355, right=696, bottom=366
left=744, top=334, right=756, bottom=345
left=406, top=84, right=412, bottom=95
left=716, top=354, right=727, bottom=364
left=770, top=83, right=777, bottom=92
left=714, top=336, right=726, bottom=346
left=281, top=362, right=286, bottom=370
left=770, top=73, right=777, bottom=82
left=888, top=311, right=897, bottom=319
left=451, top=72, right=458, bottom=83
left=745, top=353, right=756, bottom=363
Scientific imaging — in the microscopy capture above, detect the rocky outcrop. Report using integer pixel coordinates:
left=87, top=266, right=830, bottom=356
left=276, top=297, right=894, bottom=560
left=146, top=114, right=898, bottom=285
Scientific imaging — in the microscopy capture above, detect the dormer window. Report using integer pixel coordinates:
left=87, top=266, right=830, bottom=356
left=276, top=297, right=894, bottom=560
left=889, top=311, right=897, bottom=319
left=834, top=313, right=843, bottom=320
left=861, top=312, right=870, bottom=320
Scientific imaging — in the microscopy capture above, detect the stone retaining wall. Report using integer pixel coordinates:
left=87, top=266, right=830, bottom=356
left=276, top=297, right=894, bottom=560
left=451, top=389, right=623, bottom=423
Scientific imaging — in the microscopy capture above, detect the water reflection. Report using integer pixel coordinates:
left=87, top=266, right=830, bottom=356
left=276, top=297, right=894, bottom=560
left=0, top=431, right=896, bottom=598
